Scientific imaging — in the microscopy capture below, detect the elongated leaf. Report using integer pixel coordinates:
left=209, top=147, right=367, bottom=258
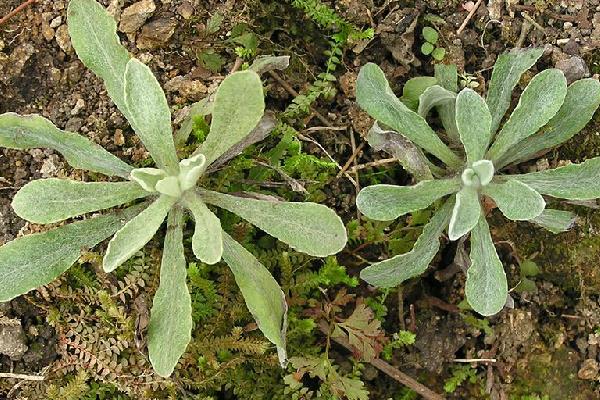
left=417, top=85, right=456, bottom=118
left=487, top=69, right=567, bottom=162
left=366, top=122, right=433, bottom=181
left=486, top=48, right=544, bottom=133
left=200, top=71, right=264, bottom=165
left=12, top=179, right=148, bottom=224
left=360, top=199, right=454, bottom=287
left=147, top=208, right=192, bottom=377
left=448, top=187, right=480, bottom=240
left=68, top=0, right=131, bottom=115
left=103, top=195, right=175, bottom=272
left=174, top=97, right=214, bottom=147
left=496, top=79, right=600, bottom=168
left=455, top=89, right=492, bottom=164
left=356, top=179, right=460, bottom=221
left=530, top=209, right=577, bottom=233
left=184, top=192, right=223, bottom=264
left=465, top=216, right=508, bottom=316
left=124, top=59, right=179, bottom=174
left=221, top=232, right=287, bottom=366
left=434, top=64, right=458, bottom=92
left=250, top=55, right=291, bottom=74
left=483, top=180, right=545, bottom=221
left=0, top=205, right=143, bottom=302
left=200, top=190, right=346, bottom=257
left=0, top=113, right=132, bottom=178
left=511, top=157, right=600, bottom=200
left=356, top=63, right=461, bottom=168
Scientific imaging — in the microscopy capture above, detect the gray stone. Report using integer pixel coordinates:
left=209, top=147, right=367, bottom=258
left=0, top=322, right=28, bottom=360
left=555, top=56, right=590, bottom=84
left=137, top=18, right=177, bottom=49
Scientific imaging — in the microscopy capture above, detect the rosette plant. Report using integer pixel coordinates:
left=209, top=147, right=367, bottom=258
left=355, top=48, right=600, bottom=316
left=0, top=0, right=346, bottom=376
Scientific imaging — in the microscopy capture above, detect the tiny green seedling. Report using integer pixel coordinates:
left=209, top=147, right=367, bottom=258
left=421, top=26, right=446, bottom=61
left=355, top=48, right=600, bottom=316
left=0, top=0, right=347, bottom=377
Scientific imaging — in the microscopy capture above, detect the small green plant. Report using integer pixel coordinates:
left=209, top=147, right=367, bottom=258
left=355, top=48, right=600, bottom=316
left=0, top=0, right=347, bottom=377
left=443, top=365, right=478, bottom=393
left=420, top=26, right=446, bottom=61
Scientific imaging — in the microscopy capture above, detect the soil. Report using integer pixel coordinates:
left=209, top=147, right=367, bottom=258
left=1, top=0, right=600, bottom=399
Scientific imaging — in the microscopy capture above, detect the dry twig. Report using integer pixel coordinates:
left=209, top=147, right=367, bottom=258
left=0, top=0, right=37, bottom=26
left=457, top=0, right=484, bottom=35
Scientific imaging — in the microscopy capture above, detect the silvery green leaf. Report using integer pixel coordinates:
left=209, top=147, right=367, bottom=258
left=124, top=59, right=179, bottom=174
left=449, top=187, right=481, bottom=240
left=179, top=153, right=206, bottom=191
left=465, top=216, right=508, bottom=316
left=487, top=69, right=568, bottom=162
left=496, top=79, right=600, bottom=169
left=434, top=64, right=458, bottom=92
left=366, top=122, right=433, bottom=181
left=455, top=88, right=492, bottom=164
left=250, top=55, right=291, bottom=74
left=155, top=176, right=181, bottom=198
left=486, top=48, right=545, bottom=133
left=67, top=0, right=131, bottom=116
left=360, top=199, right=454, bottom=288
left=130, top=168, right=167, bottom=192
left=470, top=159, right=494, bottom=186
left=483, top=181, right=545, bottom=221
left=530, top=209, right=577, bottom=233
left=0, top=204, right=143, bottom=302
left=200, top=190, right=346, bottom=257
left=511, top=157, right=600, bottom=200
left=184, top=192, right=223, bottom=265
left=401, top=76, right=438, bottom=110
left=221, top=232, right=287, bottom=366
left=200, top=71, right=265, bottom=165
left=356, top=179, right=460, bottom=221
left=103, top=195, right=175, bottom=272
left=205, top=113, right=277, bottom=173
left=356, top=63, right=461, bottom=168
left=417, top=85, right=456, bottom=118
left=147, top=208, right=192, bottom=377
left=174, top=97, right=214, bottom=147
left=12, top=179, right=148, bottom=224
left=0, top=113, right=132, bottom=178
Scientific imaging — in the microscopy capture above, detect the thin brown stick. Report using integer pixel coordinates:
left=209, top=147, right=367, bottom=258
left=319, top=322, right=445, bottom=400
left=348, top=157, right=398, bottom=173
left=0, top=0, right=36, bottom=26
left=457, top=0, right=484, bottom=35
left=337, top=142, right=365, bottom=178
left=0, top=372, right=44, bottom=381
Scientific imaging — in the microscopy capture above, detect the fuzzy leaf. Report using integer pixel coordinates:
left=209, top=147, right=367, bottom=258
left=470, top=160, right=494, bottom=186
left=417, top=85, right=456, bottom=118
left=68, top=0, right=131, bottom=115
left=148, top=208, right=192, bottom=377
left=12, top=179, right=148, bottom=224
left=130, top=168, right=167, bottom=192
left=250, top=55, right=290, bottom=74
left=487, top=69, right=568, bottom=162
left=360, top=199, right=454, bottom=287
left=356, top=179, right=460, bottom=221
left=530, top=209, right=577, bottom=233
left=356, top=63, right=461, bottom=168
left=434, top=64, right=458, bottom=92
left=103, top=195, right=175, bottom=272
left=449, top=187, right=481, bottom=240
left=184, top=192, right=223, bottom=264
left=0, top=113, right=132, bottom=178
left=174, top=98, right=213, bottom=147
left=200, top=190, right=346, bottom=257
left=483, top=181, right=545, bottom=221
left=455, top=88, right=492, bottom=164
left=200, top=71, right=264, bottom=165
left=221, top=232, right=287, bottom=366
left=465, top=216, right=508, bottom=316
left=486, top=48, right=545, bottom=133
left=496, top=79, right=600, bottom=168
left=124, top=59, right=179, bottom=174
left=511, top=157, right=600, bottom=200
left=366, top=122, right=433, bottom=181
left=0, top=205, right=143, bottom=302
